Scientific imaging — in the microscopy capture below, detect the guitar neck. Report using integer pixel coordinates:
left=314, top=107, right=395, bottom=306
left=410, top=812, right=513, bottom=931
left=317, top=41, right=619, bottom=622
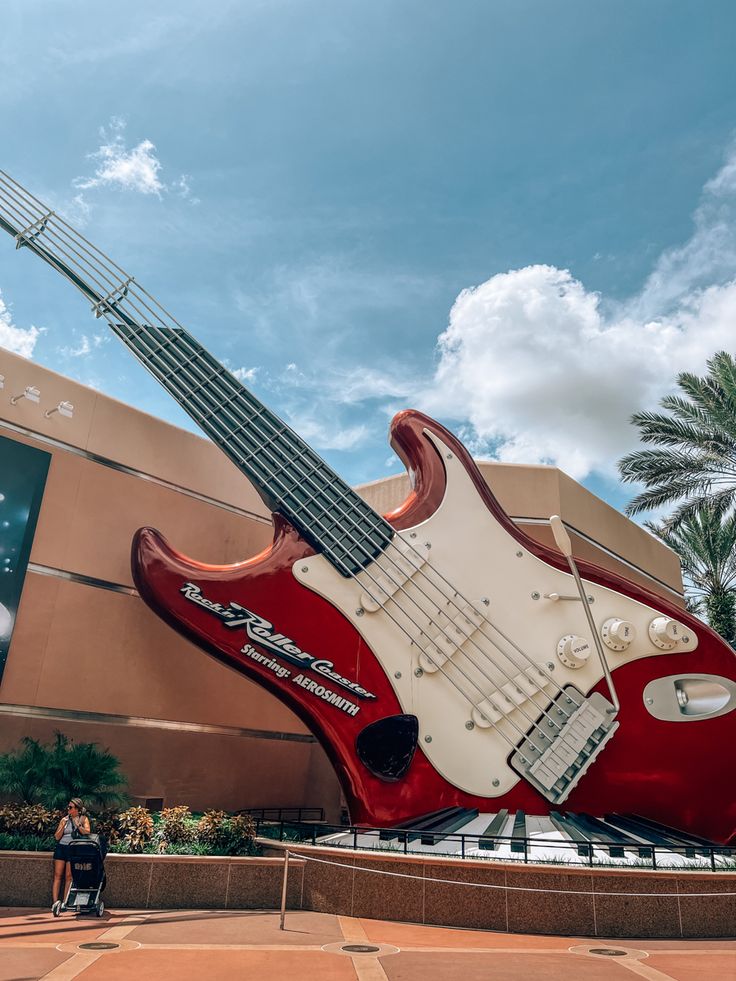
left=116, top=323, right=393, bottom=574
left=0, top=171, right=393, bottom=576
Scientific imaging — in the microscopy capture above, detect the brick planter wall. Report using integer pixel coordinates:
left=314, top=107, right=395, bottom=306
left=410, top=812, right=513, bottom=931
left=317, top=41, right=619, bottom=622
left=2, top=845, right=734, bottom=939
left=0, top=851, right=304, bottom=912
left=262, top=842, right=736, bottom=939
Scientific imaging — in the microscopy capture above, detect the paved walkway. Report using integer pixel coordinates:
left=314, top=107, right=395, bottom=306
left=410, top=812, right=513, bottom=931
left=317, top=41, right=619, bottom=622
left=0, top=907, right=733, bottom=980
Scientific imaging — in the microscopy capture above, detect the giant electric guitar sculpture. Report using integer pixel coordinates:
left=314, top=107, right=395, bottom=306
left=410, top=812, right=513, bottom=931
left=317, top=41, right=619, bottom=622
left=2, top=172, right=735, bottom=843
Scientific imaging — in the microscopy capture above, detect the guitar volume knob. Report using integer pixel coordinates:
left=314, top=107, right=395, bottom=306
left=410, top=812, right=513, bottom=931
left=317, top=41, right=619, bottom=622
left=557, top=634, right=591, bottom=669
left=648, top=616, right=684, bottom=650
left=601, top=617, right=636, bottom=652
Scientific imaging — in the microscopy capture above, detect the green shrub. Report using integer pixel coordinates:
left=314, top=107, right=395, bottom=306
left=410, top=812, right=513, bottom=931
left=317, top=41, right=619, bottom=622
left=90, top=809, right=122, bottom=845
left=225, top=814, right=258, bottom=856
left=0, top=803, right=260, bottom=856
left=196, top=810, right=257, bottom=856
left=152, top=842, right=213, bottom=856
left=154, top=805, right=196, bottom=852
left=197, top=809, right=229, bottom=848
left=0, top=832, right=56, bottom=851
left=117, top=806, right=154, bottom=853
left=0, top=804, right=60, bottom=835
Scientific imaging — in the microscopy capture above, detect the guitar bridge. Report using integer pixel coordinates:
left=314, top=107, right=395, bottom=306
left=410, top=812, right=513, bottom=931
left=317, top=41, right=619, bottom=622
left=509, top=686, right=619, bottom=804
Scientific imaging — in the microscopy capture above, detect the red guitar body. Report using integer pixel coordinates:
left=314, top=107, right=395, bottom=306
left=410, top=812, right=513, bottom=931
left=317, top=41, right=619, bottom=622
left=132, top=411, right=736, bottom=843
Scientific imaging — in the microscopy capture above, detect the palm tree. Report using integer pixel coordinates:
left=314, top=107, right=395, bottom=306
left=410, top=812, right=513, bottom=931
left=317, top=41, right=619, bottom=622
left=0, top=737, right=49, bottom=803
left=0, top=732, right=128, bottom=810
left=41, top=733, right=128, bottom=811
left=645, top=507, right=736, bottom=645
left=619, top=351, right=736, bottom=524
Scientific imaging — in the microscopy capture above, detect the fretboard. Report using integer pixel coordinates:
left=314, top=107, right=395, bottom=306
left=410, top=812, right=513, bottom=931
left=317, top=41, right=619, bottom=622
left=114, top=322, right=394, bottom=576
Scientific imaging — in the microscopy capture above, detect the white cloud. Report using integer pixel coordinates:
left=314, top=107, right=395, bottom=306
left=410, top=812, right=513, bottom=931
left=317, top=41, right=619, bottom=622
left=326, top=366, right=413, bottom=405
left=62, top=193, right=92, bottom=226
left=0, top=290, right=42, bottom=358
left=74, top=118, right=164, bottom=196
left=72, top=118, right=198, bottom=211
left=234, top=258, right=431, bottom=342
left=58, top=335, right=93, bottom=358
left=631, top=143, right=736, bottom=320
left=49, top=16, right=189, bottom=67
left=173, top=174, right=200, bottom=205
left=419, top=146, right=736, bottom=481
left=294, top=416, right=370, bottom=452
left=232, top=365, right=258, bottom=383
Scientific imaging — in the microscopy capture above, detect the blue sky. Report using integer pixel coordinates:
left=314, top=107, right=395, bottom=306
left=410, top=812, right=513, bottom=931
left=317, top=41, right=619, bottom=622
left=1, top=0, right=736, bottom=513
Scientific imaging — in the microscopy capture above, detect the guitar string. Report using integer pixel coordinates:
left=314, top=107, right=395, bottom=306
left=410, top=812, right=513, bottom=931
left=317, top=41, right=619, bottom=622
left=97, top=289, right=572, bottom=741
left=0, top=178, right=587, bottom=766
left=1, top=185, right=602, bottom=788
left=0, top=172, right=581, bottom=729
left=0, top=178, right=588, bottom=762
left=0, top=179, right=597, bottom=771
left=0, top=181, right=532, bottom=761
left=116, top=328, right=555, bottom=756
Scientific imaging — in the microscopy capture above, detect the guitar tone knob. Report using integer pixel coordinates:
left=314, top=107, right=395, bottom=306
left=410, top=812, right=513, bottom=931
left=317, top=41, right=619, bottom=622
left=648, top=616, right=684, bottom=650
left=557, top=634, right=591, bottom=669
left=601, top=617, right=636, bottom=652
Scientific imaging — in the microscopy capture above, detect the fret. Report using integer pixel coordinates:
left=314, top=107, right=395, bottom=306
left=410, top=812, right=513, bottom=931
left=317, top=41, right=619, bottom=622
left=186, top=388, right=390, bottom=572
left=180, top=392, right=385, bottom=570
left=119, top=331, right=261, bottom=465
left=249, top=440, right=311, bottom=486
left=154, top=342, right=332, bottom=508
left=137, top=340, right=247, bottom=440
left=152, top=335, right=292, bottom=465
left=167, top=352, right=222, bottom=385
left=126, top=330, right=228, bottom=405
left=148, top=357, right=304, bottom=509
left=199, top=388, right=268, bottom=425
left=209, top=415, right=296, bottom=492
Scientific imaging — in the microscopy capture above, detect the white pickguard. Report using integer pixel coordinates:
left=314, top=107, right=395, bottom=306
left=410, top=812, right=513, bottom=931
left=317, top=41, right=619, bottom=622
left=292, top=431, right=698, bottom=798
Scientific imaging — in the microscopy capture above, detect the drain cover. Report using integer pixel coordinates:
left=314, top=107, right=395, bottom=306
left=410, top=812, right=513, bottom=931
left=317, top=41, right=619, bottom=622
left=341, top=944, right=381, bottom=954
left=590, top=949, right=627, bottom=957
left=79, top=942, right=120, bottom=951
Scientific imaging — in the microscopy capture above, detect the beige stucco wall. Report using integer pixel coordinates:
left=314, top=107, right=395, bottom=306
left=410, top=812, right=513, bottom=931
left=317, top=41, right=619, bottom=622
left=0, top=348, right=684, bottom=816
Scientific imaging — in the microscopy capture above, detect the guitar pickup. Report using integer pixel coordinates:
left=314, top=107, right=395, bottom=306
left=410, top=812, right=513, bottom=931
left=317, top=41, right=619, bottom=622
left=509, top=686, right=619, bottom=804
left=418, top=602, right=484, bottom=673
left=471, top=665, right=552, bottom=727
left=359, top=537, right=427, bottom=612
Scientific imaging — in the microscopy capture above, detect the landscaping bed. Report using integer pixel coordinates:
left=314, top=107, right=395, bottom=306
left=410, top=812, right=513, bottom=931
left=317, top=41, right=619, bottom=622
left=0, top=804, right=259, bottom=857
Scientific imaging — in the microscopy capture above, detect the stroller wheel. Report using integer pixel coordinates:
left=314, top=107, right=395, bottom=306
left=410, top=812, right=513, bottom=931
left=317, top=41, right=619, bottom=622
left=96, top=901, right=105, bottom=918
left=52, top=901, right=62, bottom=917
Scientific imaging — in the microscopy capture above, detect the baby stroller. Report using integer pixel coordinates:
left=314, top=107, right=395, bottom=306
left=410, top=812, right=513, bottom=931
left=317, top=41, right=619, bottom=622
left=54, top=833, right=107, bottom=917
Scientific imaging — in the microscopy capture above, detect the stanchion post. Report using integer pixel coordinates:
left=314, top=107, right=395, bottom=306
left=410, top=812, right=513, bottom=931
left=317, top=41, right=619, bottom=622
left=279, top=849, right=290, bottom=931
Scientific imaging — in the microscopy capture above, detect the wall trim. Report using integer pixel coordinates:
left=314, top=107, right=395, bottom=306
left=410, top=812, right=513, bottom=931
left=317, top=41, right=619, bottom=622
left=28, top=563, right=138, bottom=595
left=0, top=702, right=317, bottom=743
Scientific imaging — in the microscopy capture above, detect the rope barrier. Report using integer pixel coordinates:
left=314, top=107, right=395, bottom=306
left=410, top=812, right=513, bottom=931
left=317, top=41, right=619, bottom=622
left=286, top=849, right=736, bottom=898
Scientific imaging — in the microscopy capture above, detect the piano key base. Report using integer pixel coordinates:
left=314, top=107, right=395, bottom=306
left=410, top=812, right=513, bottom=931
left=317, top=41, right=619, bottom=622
left=315, top=809, right=732, bottom=870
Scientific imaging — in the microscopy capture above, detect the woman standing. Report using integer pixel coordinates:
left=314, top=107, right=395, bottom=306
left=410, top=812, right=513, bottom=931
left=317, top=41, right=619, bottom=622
left=52, top=798, right=90, bottom=914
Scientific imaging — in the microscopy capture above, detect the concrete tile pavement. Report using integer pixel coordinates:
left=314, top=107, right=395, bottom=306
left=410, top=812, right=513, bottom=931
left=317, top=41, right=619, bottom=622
left=0, top=907, right=734, bottom=980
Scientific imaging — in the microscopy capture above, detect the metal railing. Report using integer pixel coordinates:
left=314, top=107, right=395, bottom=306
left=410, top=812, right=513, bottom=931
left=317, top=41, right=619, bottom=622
left=240, top=806, right=325, bottom=823
left=255, top=820, right=735, bottom=872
